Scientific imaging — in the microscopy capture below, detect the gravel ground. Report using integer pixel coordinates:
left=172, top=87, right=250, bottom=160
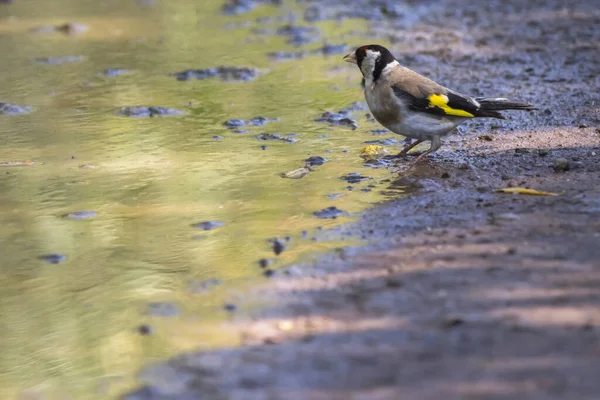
left=123, top=0, right=600, bottom=398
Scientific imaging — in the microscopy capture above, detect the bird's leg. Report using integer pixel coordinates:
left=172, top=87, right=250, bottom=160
left=394, top=139, right=423, bottom=158
left=410, top=136, right=442, bottom=164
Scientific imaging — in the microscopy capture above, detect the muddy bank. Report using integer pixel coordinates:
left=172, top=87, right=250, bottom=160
left=122, top=0, right=600, bottom=398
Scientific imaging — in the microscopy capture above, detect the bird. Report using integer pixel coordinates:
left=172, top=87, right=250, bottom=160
left=343, top=44, right=536, bottom=162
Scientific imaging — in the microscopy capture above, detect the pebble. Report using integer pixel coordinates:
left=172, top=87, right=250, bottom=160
left=117, top=106, right=185, bottom=118
left=62, top=211, right=97, bottom=220
left=313, top=206, right=348, bottom=219
left=224, top=116, right=278, bottom=128
left=103, top=68, right=133, bottom=77
left=263, top=269, right=275, bottom=277
left=0, top=102, right=32, bottom=115
left=137, top=324, right=153, bottom=335
left=255, top=133, right=297, bottom=143
left=191, top=221, right=225, bottom=230
left=304, top=156, right=328, bottom=166
left=271, top=238, right=286, bottom=255
left=553, top=158, right=570, bottom=172
left=314, top=111, right=358, bottom=130
left=38, top=254, right=67, bottom=264
left=340, top=172, right=371, bottom=184
left=258, top=258, right=271, bottom=268
left=171, top=66, right=259, bottom=82
left=56, top=22, right=89, bottom=35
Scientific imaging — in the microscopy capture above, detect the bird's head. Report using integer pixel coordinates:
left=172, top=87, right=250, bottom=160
left=343, top=44, right=396, bottom=81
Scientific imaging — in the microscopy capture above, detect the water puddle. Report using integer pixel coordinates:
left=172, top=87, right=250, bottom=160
left=0, top=1, right=406, bottom=398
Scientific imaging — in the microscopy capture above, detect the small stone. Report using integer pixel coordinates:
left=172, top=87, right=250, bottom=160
left=171, top=66, right=259, bottom=82
left=117, top=106, right=185, bottom=118
left=281, top=167, right=311, bottom=179
left=103, top=68, right=133, bottom=77
left=224, top=303, right=237, bottom=312
left=271, top=238, right=286, bottom=255
left=137, top=324, right=153, bottom=335
left=0, top=102, right=33, bottom=115
left=440, top=172, right=450, bottom=179
left=263, top=269, right=275, bottom=277
left=340, top=172, right=371, bottom=184
left=255, top=133, right=297, bottom=143
left=62, top=211, right=97, bottom=220
left=304, top=156, right=328, bottom=166
left=258, top=258, right=271, bottom=268
left=313, top=206, right=348, bottom=219
left=553, top=158, right=570, bottom=172
left=56, top=22, right=89, bottom=35
left=224, top=116, right=278, bottom=128
left=191, top=221, right=225, bottom=230
left=224, top=118, right=246, bottom=127
left=314, top=110, right=358, bottom=130
left=38, top=254, right=67, bottom=264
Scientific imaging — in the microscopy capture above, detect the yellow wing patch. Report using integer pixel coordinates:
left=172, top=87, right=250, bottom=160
left=428, top=94, right=474, bottom=118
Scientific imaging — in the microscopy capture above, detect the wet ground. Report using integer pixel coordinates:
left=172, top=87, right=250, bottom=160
left=118, top=0, right=600, bottom=399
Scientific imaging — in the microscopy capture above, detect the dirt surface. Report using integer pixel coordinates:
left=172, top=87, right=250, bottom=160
left=123, top=0, right=600, bottom=399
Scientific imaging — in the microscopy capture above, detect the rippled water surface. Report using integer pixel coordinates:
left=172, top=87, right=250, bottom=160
left=0, top=1, right=405, bottom=398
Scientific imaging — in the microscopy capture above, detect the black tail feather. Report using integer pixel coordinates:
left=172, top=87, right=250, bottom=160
left=473, top=97, right=536, bottom=119
left=476, top=97, right=537, bottom=111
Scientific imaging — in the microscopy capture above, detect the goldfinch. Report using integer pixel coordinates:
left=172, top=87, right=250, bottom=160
left=343, top=44, right=535, bottom=162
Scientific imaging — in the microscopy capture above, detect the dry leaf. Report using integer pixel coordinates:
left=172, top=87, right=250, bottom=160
left=360, top=145, right=389, bottom=160
left=496, top=187, right=559, bottom=196
left=281, top=167, right=311, bottom=179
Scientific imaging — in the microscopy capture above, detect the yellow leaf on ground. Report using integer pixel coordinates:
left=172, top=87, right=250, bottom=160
left=496, top=187, right=559, bottom=196
left=360, top=145, right=389, bottom=160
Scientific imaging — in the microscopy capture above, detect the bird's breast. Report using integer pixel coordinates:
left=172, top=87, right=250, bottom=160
left=364, top=85, right=404, bottom=129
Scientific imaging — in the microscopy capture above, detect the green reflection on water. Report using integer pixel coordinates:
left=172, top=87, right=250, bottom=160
left=0, top=0, right=404, bottom=398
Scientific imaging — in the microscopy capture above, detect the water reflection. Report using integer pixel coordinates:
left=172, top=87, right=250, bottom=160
left=0, top=0, right=403, bottom=398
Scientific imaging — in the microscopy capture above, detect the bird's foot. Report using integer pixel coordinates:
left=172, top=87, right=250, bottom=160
left=407, top=152, right=432, bottom=164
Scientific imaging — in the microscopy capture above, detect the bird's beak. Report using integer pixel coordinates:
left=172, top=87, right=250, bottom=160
left=343, top=52, right=357, bottom=64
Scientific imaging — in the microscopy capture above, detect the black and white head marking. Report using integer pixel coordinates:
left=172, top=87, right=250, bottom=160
left=355, top=45, right=396, bottom=84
